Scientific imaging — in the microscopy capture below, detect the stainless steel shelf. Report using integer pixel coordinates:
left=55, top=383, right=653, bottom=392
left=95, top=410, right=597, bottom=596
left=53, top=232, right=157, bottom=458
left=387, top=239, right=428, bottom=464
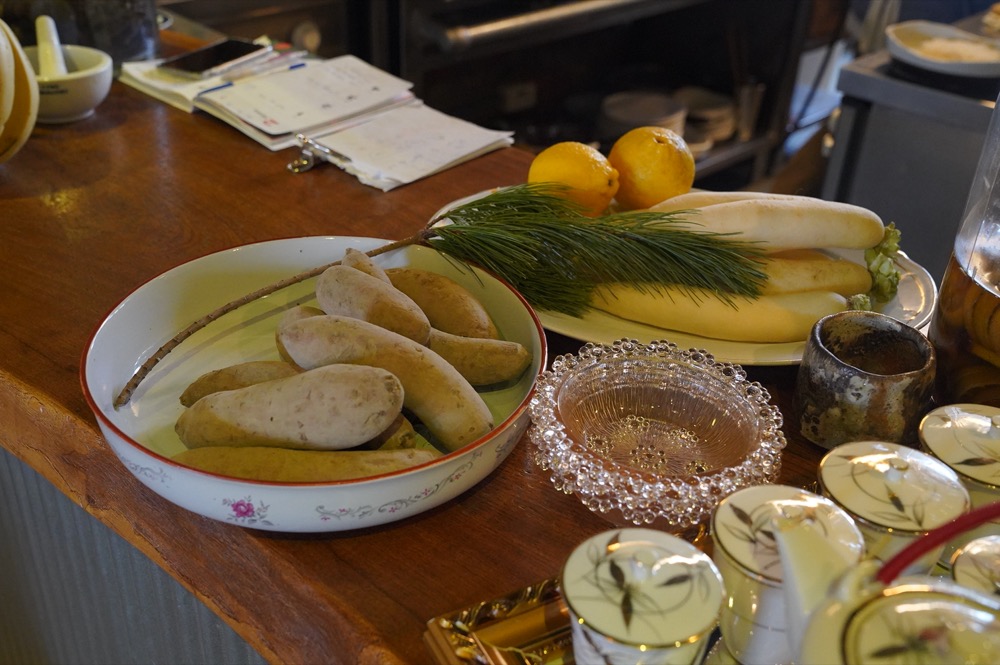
left=695, top=135, right=776, bottom=182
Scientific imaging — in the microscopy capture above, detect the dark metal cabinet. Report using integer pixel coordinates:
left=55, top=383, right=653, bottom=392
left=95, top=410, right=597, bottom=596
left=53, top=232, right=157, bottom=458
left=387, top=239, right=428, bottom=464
left=368, top=0, right=812, bottom=186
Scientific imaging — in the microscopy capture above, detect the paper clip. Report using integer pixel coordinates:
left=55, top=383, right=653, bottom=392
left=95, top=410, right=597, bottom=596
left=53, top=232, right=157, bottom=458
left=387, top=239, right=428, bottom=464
left=287, top=134, right=349, bottom=174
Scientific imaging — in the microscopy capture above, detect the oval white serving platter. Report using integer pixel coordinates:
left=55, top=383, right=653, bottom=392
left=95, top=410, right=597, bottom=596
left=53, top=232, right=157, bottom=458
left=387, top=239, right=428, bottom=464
left=886, top=20, right=1000, bottom=78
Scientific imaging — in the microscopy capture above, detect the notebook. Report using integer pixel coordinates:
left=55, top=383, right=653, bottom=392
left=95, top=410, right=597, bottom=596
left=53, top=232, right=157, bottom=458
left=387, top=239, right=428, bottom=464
left=293, top=103, right=513, bottom=190
left=121, top=55, right=416, bottom=151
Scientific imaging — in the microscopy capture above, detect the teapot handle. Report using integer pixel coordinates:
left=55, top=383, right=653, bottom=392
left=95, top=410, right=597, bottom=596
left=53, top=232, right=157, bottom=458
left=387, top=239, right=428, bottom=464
left=876, top=501, right=1000, bottom=584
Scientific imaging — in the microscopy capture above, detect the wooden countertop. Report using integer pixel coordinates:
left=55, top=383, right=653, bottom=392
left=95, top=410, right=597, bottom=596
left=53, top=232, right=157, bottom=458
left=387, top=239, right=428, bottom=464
left=0, top=82, right=824, bottom=664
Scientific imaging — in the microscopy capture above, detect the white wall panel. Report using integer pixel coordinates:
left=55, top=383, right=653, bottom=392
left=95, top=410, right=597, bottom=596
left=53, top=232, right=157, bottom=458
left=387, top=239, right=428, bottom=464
left=0, top=447, right=266, bottom=665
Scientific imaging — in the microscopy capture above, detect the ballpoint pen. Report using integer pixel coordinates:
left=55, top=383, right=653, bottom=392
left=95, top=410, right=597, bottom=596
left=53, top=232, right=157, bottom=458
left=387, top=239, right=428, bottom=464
left=222, top=50, right=309, bottom=82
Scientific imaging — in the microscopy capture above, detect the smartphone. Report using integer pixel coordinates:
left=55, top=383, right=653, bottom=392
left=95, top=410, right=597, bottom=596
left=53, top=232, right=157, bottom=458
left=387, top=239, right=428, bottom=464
left=158, top=39, right=271, bottom=79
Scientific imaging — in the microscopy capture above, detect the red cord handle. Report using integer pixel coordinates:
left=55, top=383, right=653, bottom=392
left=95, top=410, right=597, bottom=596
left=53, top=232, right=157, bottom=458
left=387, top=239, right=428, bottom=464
left=876, top=501, right=1000, bottom=585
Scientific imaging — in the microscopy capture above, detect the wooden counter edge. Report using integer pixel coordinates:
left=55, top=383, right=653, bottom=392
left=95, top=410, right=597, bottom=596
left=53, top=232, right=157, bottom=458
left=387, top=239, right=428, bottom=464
left=0, top=367, right=408, bottom=664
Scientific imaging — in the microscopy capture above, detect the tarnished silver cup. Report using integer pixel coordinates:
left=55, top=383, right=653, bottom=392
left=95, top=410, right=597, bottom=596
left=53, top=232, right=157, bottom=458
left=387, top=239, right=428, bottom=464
left=794, top=310, right=936, bottom=449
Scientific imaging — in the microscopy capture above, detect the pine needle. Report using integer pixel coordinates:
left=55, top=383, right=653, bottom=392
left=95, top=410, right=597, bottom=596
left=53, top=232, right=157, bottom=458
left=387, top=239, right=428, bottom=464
left=427, top=183, right=768, bottom=315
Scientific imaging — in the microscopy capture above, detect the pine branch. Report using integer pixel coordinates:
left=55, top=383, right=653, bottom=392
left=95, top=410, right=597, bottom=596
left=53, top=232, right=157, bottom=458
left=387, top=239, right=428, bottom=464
left=429, top=184, right=768, bottom=315
left=113, top=185, right=766, bottom=407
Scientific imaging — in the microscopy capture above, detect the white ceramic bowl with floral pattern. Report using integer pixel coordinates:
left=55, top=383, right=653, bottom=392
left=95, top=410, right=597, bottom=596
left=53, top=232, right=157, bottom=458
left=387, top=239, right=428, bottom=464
left=82, top=236, right=546, bottom=532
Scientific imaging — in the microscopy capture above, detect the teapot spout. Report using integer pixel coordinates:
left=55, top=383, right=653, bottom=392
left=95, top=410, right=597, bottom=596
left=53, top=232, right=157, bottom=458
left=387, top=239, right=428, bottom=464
left=772, top=515, right=862, bottom=659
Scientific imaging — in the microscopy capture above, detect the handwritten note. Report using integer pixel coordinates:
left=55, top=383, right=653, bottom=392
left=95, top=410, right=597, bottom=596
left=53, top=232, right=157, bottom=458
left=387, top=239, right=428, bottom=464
left=199, top=56, right=414, bottom=136
left=310, top=104, right=513, bottom=190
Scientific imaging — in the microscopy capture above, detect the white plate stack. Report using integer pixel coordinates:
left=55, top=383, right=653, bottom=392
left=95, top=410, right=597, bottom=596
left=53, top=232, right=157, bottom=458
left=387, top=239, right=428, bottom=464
left=597, top=89, right=686, bottom=143
left=674, top=86, right=736, bottom=144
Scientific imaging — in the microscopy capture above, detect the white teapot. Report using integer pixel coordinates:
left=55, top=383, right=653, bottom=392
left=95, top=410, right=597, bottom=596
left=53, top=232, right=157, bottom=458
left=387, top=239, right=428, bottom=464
left=711, top=485, right=865, bottom=664
left=773, top=501, right=1000, bottom=665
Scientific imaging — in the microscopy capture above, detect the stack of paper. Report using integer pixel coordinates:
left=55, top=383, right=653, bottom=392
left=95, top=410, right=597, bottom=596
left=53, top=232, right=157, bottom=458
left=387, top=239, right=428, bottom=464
left=122, top=53, right=513, bottom=186
left=299, top=104, right=513, bottom=191
left=122, top=55, right=417, bottom=151
left=120, top=60, right=235, bottom=113
left=194, top=57, right=417, bottom=151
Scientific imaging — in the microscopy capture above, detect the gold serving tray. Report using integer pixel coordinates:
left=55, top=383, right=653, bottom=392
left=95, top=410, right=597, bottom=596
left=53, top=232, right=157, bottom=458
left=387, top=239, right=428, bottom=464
left=424, top=577, right=573, bottom=664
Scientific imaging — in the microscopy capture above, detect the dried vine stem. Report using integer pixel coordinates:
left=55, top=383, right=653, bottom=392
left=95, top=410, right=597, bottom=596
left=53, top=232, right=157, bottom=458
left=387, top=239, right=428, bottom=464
left=113, top=232, right=431, bottom=409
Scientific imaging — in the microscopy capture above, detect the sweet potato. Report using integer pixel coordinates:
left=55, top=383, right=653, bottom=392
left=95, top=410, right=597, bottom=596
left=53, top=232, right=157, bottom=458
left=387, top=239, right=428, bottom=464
left=316, top=265, right=431, bottom=344
left=276, top=306, right=323, bottom=364
left=175, top=364, right=404, bottom=450
left=370, top=415, right=427, bottom=451
left=386, top=267, right=499, bottom=339
left=350, top=413, right=434, bottom=452
left=277, top=314, right=494, bottom=451
left=179, top=360, right=301, bottom=407
left=172, top=446, right=441, bottom=482
left=427, top=329, right=532, bottom=386
left=341, top=247, right=390, bottom=283
left=278, top=304, right=325, bottom=327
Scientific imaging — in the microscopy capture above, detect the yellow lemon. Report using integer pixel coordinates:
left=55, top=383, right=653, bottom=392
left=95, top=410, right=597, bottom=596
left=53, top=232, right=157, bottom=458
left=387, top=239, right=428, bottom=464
left=608, top=126, right=695, bottom=210
left=527, top=141, right=619, bottom=217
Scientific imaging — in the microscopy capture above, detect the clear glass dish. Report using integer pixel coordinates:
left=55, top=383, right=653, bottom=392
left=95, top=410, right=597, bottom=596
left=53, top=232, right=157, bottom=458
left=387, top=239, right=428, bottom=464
left=528, top=339, right=786, bottom=531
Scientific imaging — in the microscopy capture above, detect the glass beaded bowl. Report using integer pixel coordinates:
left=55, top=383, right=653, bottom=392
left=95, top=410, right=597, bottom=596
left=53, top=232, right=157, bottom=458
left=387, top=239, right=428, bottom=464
left=528, top=339, right=786, bottom=531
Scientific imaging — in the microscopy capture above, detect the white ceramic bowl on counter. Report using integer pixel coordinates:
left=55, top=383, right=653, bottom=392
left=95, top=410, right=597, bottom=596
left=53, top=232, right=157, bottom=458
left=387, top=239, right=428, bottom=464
left=24, top=43, right=111, bottom=123
left=81, top=236, right=547, bottom=533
